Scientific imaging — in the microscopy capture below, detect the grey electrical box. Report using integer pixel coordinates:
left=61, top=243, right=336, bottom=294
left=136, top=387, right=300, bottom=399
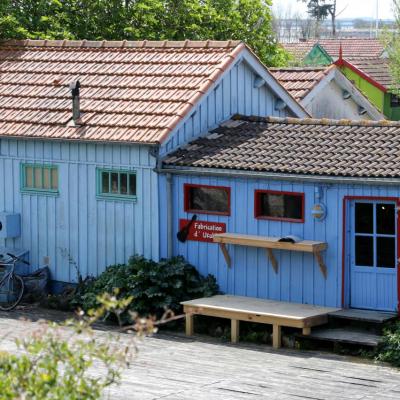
left=0, top=212, right=21, bottom=238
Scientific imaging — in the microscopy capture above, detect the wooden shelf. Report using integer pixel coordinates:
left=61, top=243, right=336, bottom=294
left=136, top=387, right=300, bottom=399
left=213, top=233, right=328, bottom=278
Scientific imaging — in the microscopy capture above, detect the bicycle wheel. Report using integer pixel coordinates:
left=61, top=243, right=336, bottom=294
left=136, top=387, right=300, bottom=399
left=0, top=274, right=24, bottom=311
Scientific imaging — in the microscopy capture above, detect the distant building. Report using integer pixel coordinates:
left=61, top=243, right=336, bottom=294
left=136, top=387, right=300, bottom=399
left=336, top=57, right=400, bottom=120
left=283, top=38, right=385, bottom=66
left=270, top=65, right=384, bottom=120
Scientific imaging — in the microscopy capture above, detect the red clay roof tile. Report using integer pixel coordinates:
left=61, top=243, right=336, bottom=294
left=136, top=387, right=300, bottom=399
left=283, top=38, right=384, bottom=61
left=0, top=39, right=243, bottom=144
left=269, top=66, right=333, bottom=100
left=343, top=57, right=394, bottom=90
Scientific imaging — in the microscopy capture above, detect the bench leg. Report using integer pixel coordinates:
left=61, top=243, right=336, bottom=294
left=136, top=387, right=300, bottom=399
left=302, top=327, right=311, bottom=336
left=231, top=319, right=240, bottom=343
left=185, top=313, right=194, bottom=336
left=272, top=324, right=282, bottom=349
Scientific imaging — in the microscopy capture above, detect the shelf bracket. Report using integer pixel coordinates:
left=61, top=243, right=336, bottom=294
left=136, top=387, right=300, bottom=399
left=219, top=243, right=231, bottom=268
left=266, top=249, right=278, bottom=273
left=314, top=251, right=327, bottom=279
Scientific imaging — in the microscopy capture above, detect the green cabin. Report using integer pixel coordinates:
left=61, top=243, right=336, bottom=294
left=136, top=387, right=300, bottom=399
left=303, top=44, right=333, bottom=66
left=336, top=58, right=400, bottom=121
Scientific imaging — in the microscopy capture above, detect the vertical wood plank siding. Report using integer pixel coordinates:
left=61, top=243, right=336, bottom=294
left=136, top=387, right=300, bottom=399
left=162, top=174, right=400, bottom=308
left=0, top=139, right=159, bottom=282
left=161, top=60, right=289, bottom=155
left=0, top=58, right=293, bottom=283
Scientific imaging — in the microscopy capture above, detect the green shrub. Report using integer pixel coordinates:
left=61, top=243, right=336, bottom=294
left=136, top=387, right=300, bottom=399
left=375, top=321, right=400, bottom=366
left=73, top=256, right=219, bottom=323
left=0, top=294, right=139, bottom=400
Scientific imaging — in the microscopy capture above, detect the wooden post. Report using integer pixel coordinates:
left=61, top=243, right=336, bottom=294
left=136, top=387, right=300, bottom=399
left=272, top=324, right=282, bottom=349
left=185, top=313, right=194, bottom=336
left=231, top=319, right=240, bottom=343
left=302, top=327, right=311, bottom=335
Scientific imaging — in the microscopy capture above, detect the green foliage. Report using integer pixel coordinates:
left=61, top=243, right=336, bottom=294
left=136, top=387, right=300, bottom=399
left=74, top=255, right=219, bottom=323
left=0, top=0, right=288, bottom=66
left=386, top=1, right=400, bottom=96
left=375, top=321, right=400, bottom=367
left=301, top=0, right=333, bottom=21
left=0, top=293, right=140, bottom=400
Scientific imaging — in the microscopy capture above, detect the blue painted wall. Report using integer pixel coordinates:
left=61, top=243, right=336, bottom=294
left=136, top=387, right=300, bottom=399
left=161, top=173, right=400, bottom=309
left=0, top=54, right=300, bottom=284
left=161, top=59, right=292, bottom=155
left=0, top=139, right=159, bottom=282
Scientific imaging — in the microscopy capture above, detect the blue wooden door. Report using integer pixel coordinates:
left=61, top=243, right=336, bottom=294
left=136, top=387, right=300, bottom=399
left=350, top=200, right=398, bottom=311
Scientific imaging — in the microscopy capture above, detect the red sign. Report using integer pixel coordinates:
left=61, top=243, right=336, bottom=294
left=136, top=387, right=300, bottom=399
left=179, top=219, right=226, bottom=243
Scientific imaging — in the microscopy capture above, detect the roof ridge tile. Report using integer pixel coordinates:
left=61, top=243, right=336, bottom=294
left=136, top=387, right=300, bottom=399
left=231, top=114, right=397, bottom=128
left=0, top=39, right=242, bottom=49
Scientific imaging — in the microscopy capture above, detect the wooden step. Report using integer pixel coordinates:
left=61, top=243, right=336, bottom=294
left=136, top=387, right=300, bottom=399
left=328, top=309, right=397, bottom=324
left=297, top=327, right=382, bottom=347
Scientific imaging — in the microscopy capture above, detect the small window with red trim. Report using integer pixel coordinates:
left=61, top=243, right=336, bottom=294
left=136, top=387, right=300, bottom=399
left=255, top=190, right=304, bottom=222
left=184, top=184, right=230, bottom=216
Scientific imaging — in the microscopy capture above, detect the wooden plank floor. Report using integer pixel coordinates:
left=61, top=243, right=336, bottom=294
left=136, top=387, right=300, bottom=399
left=1, top=306, right=400, bottom=399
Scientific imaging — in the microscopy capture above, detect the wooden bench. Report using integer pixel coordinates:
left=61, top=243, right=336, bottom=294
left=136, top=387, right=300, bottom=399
left=182, top=295, right=340, bottom=349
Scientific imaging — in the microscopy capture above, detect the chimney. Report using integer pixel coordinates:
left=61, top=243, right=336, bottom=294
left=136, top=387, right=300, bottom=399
left=69, top=80, right=81, bottom=125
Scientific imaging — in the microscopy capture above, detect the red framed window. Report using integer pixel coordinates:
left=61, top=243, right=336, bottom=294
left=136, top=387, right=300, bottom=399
left=254, top=190, right=304, bottom=223
left=184, top=184, right=231, bottom=216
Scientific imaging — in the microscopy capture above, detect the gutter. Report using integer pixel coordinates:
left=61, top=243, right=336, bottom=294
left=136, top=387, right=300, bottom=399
left=0, top=134, right=160, bottom=147
left=159, top=165, right=400, bottom=187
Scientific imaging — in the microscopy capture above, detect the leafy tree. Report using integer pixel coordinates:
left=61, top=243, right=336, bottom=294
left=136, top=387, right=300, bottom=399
left=0, top=0, right=288, bottom=66
left=387, top=0, right=400, bottom=95
left=300, top=0, right=337, bottom=37
left=0, top=293, right=150, bottom=399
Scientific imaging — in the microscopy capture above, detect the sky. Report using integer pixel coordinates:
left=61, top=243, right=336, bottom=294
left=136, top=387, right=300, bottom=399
left=272, top=0, right=395, bottom=20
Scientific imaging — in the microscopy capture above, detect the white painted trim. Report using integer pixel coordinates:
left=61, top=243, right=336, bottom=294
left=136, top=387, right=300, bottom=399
left=301, top=68, right=336, bottom=107
left=333, top=69, right=385, bottom=120
left=301, top=67, right=385, bottom=120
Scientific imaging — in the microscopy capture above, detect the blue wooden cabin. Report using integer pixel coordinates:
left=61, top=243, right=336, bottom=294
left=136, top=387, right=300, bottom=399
left=161, top=116, right=400, bottom=313
left=0, top=40, right=305, bottom=286
left=2, top=39, right=397, bottom=314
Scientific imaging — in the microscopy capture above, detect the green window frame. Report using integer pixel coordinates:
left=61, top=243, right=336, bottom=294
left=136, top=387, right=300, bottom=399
left=96, top=168, right=137, bottom=201
left=21, top=163, right=59, bottom=194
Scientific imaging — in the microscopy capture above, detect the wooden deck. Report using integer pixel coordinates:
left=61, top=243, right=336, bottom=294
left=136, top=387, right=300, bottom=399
left=2, top=306, right=400, bottom=399
left=182, top=295, right=340, bottom=348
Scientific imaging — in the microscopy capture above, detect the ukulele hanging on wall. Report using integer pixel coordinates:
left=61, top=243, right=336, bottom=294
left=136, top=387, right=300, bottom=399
left=177, top=215, right=197, bottom=243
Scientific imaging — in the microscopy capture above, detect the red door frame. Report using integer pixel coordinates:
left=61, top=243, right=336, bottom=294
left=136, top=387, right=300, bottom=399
left=341, top=195, right=400, bottom=314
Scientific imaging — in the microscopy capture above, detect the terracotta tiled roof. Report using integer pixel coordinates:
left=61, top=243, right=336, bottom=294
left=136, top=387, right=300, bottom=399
left=282, top=41, right=316, bottom=60
left=343, top=57, right=394, bottom=90
left=0, top=39, right=243, bottom=144
left=283, top=38, right=384, bottom=61
left=269, top=66, right=333, bottom=100
left=163, top=115, right=400, bottom=178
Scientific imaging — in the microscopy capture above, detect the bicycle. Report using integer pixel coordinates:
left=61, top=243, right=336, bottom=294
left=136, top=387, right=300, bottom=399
left=0, top=253, right=29, bottom=311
